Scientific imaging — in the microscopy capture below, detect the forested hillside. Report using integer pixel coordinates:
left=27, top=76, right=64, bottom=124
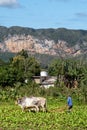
left=0, top=26, right=87, bottom=45
left=0, top=26, right=87, bottom=63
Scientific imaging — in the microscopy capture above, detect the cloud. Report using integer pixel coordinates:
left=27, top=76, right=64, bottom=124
left=0, top=0, right=20, bottom=8
left=76, top=12, right=87, bottom=18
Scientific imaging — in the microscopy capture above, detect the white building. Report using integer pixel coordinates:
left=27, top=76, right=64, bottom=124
left=33, top=71, right=57, bottom=89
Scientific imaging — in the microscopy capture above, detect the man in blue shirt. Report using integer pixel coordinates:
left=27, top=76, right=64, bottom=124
left=67, top=95, right=73, bottom=112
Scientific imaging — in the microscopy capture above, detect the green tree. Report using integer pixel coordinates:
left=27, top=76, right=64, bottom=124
left=10, top=54, right=40, bottom=83
left=17, top=49, right=28, bottom=59
left=0, top=66, right=17, bottom=86
left=48, top=59, right=64, bottom=76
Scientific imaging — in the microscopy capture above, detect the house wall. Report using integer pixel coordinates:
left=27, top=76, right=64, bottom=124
left=34, top=78, right=40, bottom=84
left=40, top=84, right=54, bottom=89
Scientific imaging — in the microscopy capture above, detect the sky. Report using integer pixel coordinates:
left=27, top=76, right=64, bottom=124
left=0, top=0, right=87, bottom=30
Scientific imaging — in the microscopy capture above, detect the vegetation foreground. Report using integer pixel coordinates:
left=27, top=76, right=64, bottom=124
left=0, top=97, right=87, bottom=130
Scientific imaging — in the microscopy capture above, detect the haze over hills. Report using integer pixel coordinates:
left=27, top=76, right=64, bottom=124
left=0, top=26, right=87, bottom=62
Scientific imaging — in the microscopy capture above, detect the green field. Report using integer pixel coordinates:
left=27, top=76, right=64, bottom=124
left=0, top=97, right=87, bottom=130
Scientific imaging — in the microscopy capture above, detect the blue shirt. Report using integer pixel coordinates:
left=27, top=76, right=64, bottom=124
left=67, top=96, right=72, bottom=106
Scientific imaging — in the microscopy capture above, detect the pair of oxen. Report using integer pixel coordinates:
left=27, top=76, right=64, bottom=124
left=16, top=96, right=47, bottom=112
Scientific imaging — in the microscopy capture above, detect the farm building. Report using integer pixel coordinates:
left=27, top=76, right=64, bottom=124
left=33, top=71, right=57, bottom=89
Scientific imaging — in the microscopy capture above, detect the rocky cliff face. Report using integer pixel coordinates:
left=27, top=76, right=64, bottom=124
left=0, top=34, right=87, bottom=58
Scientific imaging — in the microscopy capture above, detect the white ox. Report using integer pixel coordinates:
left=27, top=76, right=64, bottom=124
left=16, top=96, right=47, bottom=112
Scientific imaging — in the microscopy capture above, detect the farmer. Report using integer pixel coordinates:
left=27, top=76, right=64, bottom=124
left=67, top=95, right=73, bottom=112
